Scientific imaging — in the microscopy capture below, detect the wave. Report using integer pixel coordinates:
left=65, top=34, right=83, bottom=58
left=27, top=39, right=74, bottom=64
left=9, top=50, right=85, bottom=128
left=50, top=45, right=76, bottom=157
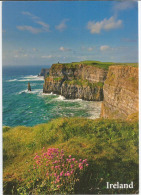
left=18, top=89, right=43, bottom=95
left=19, top=75, right=44, bottom=82
left=7, top=79, right=18, bottom=82
left=55, top=96, right=83, bottom=102
left=55, top=95, right=66, bottom=101
left=7, top=75, right=44, bottom=82
left=42, top=92, right=57, bottom=96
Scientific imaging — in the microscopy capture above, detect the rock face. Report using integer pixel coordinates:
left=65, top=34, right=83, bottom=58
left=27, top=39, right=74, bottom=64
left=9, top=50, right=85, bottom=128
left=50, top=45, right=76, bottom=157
left=101, top=66, right=138, bottom=119
left=28, top=82, right=31, bottom=91
left=39, top=68, right=50, bottom=78
left=43, top=63, right=107, bottom=101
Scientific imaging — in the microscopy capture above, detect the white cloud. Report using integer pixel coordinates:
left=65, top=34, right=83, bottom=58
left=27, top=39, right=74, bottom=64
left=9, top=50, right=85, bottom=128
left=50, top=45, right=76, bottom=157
left=59, top=46, right=71, bottom=52
left=41, top=55, right=53, bottom=59
left=14, top=55, right=19, bottom=58
left=36, top=21, right=50, bottom=32
left=20, top=11, right=50, bottom=33
left=16, top=25, right=42, bottom=34
left=113, top=0, right=137, bottom=12
left=87, top=47, right=94, bottom=52
left=81, top=46, right=94, bottom=52
left=32, top=48, right=38, bottom=52
left=87, top=16, right=122, bottom=34
left=22, top=11, right=40, bottom=21
left=55, top=19, right=69, bottom=32
left=100, top=45, right=110, bottom=51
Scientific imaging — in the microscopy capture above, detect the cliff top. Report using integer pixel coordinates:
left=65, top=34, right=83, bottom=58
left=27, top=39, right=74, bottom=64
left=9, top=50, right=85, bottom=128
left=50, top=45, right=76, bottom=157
left=52, top=60, right=138, bottom=70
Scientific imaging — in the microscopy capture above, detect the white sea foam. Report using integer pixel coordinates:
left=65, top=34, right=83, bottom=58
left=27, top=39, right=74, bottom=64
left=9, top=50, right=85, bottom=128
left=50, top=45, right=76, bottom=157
left=55, top=95, right=66, bottom=101
left=42, top=92, right=57, bottom=96
left=8, top=75, right=44, bottom=82
left=19, top=76, right=44, bottom=82
left=18, top=89, right=28, bottom=94
left=18, top=89, right=43, bottom=95
left=55, top=96, right=83, bottom=102
left=7, top=79, right=18, bottom=82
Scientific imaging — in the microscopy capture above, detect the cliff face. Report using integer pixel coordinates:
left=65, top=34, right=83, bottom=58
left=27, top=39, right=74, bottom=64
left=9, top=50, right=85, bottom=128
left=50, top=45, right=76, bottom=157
left=101, top=66, right=138, bottom=119
left=61, top=83, right=103, bottom=100
left=39, top=68, right=50, bottom=78
left=49, top=64, right=107, bottom=83
left=43, top=63, right=107, bottom=101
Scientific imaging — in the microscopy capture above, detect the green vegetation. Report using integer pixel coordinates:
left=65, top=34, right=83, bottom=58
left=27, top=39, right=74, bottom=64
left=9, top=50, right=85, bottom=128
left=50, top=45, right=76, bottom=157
left=53, top=77, right=64, bottom=81
left=3, top=117, right=138, bottom=194
left=53, top=61, right=138, bottom=70
left=64, top=79, right=104, bottom=88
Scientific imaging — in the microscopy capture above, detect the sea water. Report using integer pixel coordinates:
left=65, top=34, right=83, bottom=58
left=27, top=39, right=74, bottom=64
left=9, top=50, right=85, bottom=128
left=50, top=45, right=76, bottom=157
left=3, top=66, right=102, bottom=127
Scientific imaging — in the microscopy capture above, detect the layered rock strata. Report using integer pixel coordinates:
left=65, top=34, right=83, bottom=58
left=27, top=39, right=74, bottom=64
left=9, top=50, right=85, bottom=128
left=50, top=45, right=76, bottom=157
left=101, top=66, right=138, bottom=119
left=43, top=63, right=107, bottom=101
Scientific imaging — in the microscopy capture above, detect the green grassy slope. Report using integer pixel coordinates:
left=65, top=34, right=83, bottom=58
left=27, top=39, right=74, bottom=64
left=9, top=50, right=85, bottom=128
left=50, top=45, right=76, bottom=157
left=3, top=117, right=138, bottom=194
left=53, top=61, right=138, bottom=70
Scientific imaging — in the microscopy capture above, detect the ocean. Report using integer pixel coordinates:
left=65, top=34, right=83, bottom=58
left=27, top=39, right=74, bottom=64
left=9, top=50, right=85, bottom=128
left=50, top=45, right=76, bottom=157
left=3, top=66, right=102, bottom=127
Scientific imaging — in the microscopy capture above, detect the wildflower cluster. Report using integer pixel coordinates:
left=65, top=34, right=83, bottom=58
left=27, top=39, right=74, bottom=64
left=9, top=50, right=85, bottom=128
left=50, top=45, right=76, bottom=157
left=32, top=147, right=88, bottom=193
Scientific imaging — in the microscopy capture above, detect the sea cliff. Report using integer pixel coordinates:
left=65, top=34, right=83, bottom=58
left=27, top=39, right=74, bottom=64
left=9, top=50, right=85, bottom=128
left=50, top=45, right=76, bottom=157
left=101, top=66, right=138, bottom=119
left=43, top=61, right=138, bottom=119
left=43, top=62, right=108, bottom=101
left=39, top=68, right=50, bottom=78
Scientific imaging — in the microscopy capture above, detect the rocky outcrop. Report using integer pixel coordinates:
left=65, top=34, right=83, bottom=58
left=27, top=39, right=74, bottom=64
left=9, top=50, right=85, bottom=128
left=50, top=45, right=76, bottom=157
left=43, top=63, right=107, bottom=101
left=39, top=68, right=50, bottom=78
left=61, top=82, right=103, bottom=100
left=101, top=66, right=138, bottom=119
left=49, top=64, right=107, bottom=83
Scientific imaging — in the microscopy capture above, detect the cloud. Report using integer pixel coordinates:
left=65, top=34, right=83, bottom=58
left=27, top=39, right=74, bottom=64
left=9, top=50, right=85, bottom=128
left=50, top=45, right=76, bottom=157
left=87, top=47, right=94, bottom=52
left=32, top=48, right=38, bottom=52
left=87, top=16, right=122, bottom=34
left=22, top=11, right=40, bottom=20
left=35, top=21, right=50, bottom=32
left=41, top=55, right=53, bottom=59
left=20, top=11, right=50, bottom=33
left=55, top=19, right=69, bottom=32
left=121, top=38, right=137, bottom=43
left=81, top=46, right=94, bottom=52
left=59, top=46, right=71, bottom=52
left=16, top=25, right=42, bottom=34
left=14, top=55, right=19, bottom=58
left=100, top=45, right=110, bottom=51
left=41, top=55, right=61, bottom=59
left=113, top=0, right=137, bottom=13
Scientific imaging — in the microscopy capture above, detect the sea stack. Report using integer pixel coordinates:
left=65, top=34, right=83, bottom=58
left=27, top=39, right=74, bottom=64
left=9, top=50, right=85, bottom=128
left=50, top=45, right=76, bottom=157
left=28, top=82, right=31, bottom=91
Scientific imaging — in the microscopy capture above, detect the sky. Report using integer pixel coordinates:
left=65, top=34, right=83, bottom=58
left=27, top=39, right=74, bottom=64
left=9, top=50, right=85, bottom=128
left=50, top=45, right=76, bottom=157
left=2, top=0, right=138, bottom=66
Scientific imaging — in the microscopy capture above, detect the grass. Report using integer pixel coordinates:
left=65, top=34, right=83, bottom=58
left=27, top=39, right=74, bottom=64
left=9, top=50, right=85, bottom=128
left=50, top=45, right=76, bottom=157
left=52, top=61, right=138, bottom=70
left=64, top=79, right=104, bottom=88
left=53, top=77, right=64, bottom=81
left=3, top=117, right=138, bottom=194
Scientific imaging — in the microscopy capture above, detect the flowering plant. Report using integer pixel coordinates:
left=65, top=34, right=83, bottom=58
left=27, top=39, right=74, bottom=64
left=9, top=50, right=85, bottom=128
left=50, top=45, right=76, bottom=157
left=25, top=147, right=89, bottom=194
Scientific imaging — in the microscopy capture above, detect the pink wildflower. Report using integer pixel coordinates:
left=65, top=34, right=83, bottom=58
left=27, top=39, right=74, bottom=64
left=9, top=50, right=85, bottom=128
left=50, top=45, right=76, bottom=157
left=60, top=171, right=63, bottom=176
left=70, top=164, right=74, bottom=168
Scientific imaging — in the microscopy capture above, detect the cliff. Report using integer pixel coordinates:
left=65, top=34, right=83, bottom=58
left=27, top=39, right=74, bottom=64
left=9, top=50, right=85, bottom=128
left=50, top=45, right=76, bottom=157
left=39, top=68, right=50, bottom=78
left=43, top=62, right=108, bottom=101
left=101, top=66, right=138, bottom=119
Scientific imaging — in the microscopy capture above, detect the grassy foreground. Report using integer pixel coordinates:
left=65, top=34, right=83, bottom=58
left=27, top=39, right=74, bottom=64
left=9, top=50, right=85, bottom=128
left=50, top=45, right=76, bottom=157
left=3, top=117, right=138, bottom=194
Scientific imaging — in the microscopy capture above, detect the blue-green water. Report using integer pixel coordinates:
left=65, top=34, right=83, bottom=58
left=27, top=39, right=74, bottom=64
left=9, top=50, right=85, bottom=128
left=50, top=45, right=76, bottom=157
left=3, top=66, right=101, bottom=127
